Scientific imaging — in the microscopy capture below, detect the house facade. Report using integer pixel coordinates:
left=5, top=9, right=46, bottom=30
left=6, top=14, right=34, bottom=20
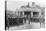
left=14, top=2, right=42, bottom=24
left=7, top=2, right=45, bottom=26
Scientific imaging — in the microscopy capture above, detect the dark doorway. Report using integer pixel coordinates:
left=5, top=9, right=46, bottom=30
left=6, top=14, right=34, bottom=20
left=33, top=12, right=39, bottom=17
left=24, top=11, right=31, bottom=15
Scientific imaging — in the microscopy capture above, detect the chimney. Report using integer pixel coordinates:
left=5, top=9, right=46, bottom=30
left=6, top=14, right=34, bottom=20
left=32, top=2, right=35, bottom=6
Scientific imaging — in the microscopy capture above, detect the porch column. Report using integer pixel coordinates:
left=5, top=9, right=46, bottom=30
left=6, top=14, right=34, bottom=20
left=18, top=11, right=20, bottom=16
left=30, top=11, right=33, bottom=24
left=31, top=11, right=33, bottom=17
left=39, top=12, right=41, bottom=17
left=23, top=19, right=25, bottom=24
left=23, top=11, right=24, bottom=16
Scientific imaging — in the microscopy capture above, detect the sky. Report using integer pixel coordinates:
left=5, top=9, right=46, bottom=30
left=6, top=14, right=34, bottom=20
left=7, top=0, right=45, bottom=11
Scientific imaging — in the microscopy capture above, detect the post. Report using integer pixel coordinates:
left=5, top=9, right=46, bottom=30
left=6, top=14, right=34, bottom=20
left=31, top=11, right=33, bottom=23
left=7, top=18, right=9, bottom=29
left=23, top=11, right=24, bottom=16
left=31, top=11, right=33, bottom=17
left=39, top=19, right=41, bottom=28
left=23, top=19, right=24, bottom=24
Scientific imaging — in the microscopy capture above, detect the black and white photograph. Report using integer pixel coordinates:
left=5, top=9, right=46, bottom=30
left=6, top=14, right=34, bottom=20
left=5, top=0, right=45, bottom=31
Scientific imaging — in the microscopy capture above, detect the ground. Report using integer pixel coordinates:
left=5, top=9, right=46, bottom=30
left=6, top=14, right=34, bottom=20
left=6, top=22, right=45, bottom=31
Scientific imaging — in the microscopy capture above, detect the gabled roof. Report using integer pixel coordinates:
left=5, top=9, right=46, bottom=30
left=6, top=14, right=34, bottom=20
left=20, top=2, right=44, bottom=10
left=21, top=2, right=31, bottom=8
left=16, top=2, right=45, bottom=12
